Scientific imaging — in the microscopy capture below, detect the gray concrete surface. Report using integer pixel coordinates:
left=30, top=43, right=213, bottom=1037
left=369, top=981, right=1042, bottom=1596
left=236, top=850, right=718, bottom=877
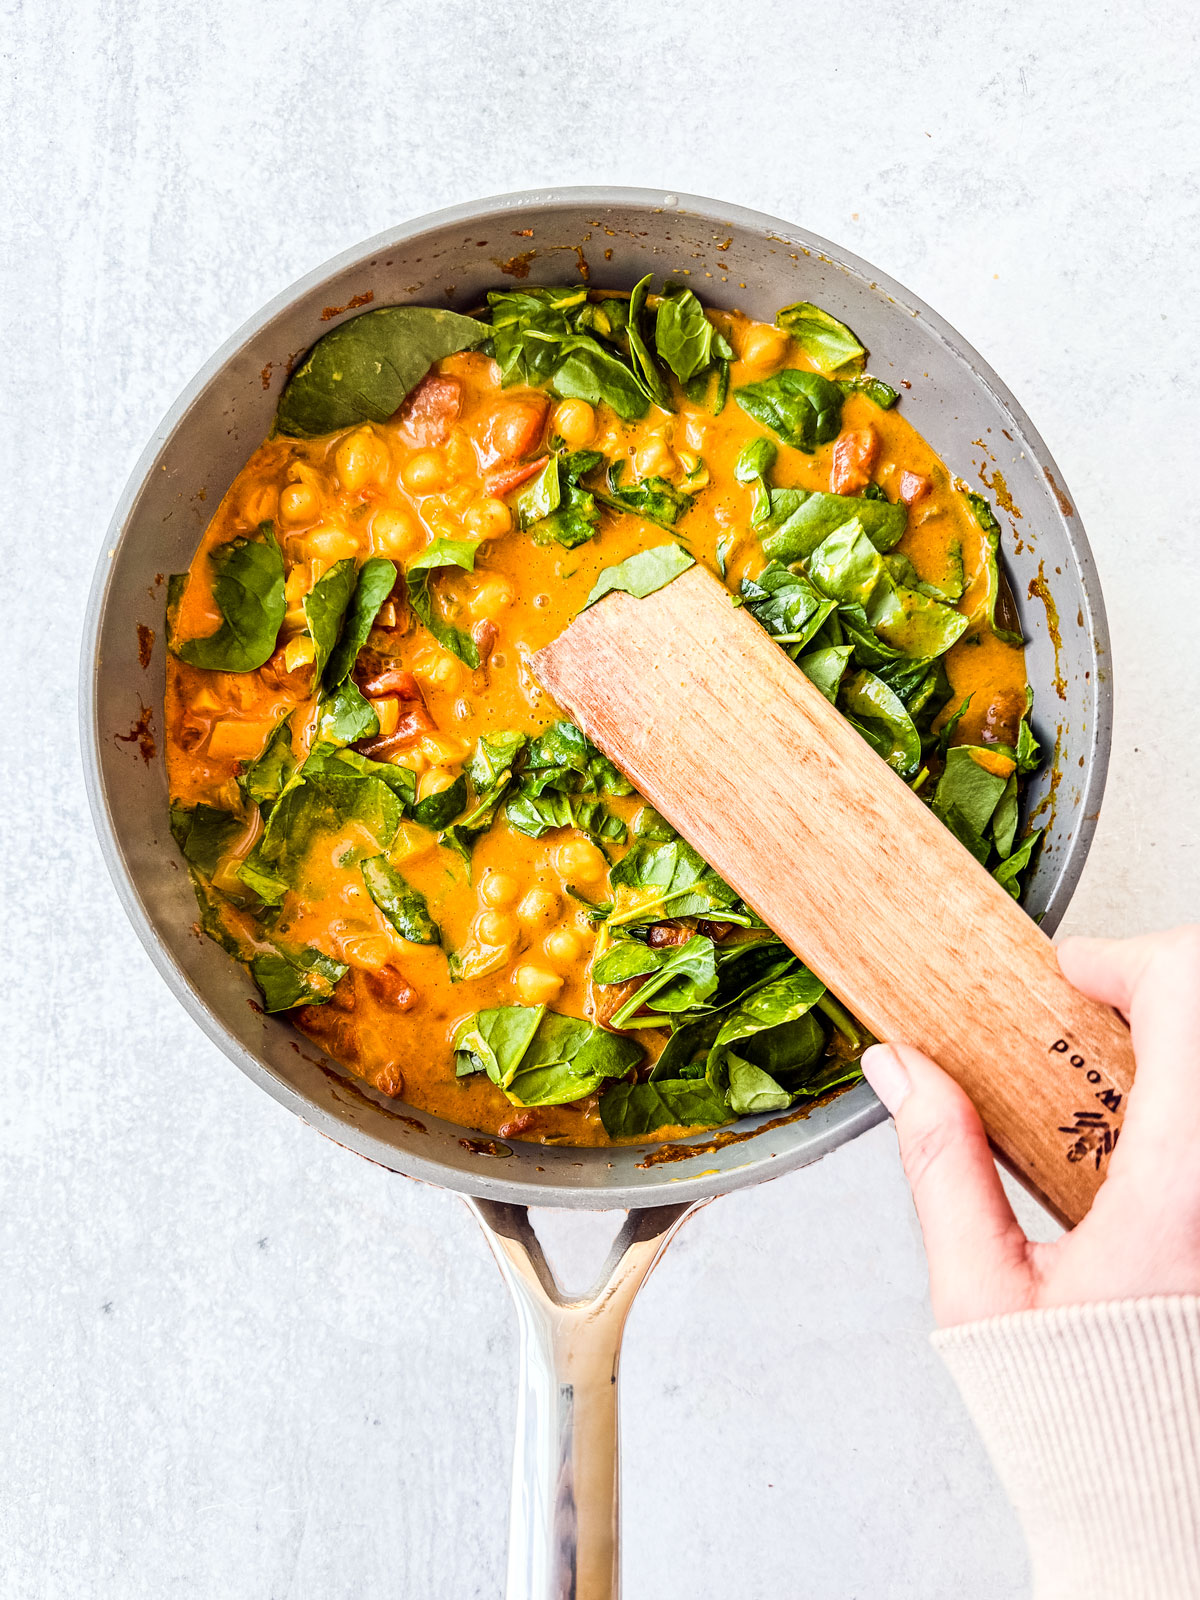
left=3, top=1, right=1199, bottom=1595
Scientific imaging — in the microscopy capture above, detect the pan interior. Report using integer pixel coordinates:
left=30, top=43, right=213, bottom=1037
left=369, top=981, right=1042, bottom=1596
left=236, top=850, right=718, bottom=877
left=81, top=188, right=1111, bottom=1209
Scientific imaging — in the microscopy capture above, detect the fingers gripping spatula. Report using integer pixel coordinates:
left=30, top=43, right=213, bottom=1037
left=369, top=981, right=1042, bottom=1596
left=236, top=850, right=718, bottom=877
left=533, top=562, right=1132, bottom=1228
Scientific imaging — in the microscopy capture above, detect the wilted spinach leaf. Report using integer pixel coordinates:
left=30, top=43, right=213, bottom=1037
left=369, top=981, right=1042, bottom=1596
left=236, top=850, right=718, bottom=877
left=808, top=520, right=968, bottom=661
left=361, top=854, right=439, bottom=944
left=776, top=301, right=866, bottom=375
left=798, top=643, right=855, bottom=702
left=734, top=436, right=777, bottom=526
left=250, top=946, right=348, bottom=1012
left=626, top=275, right=673, bottom=410
left=302, top=558, right=357, bottom=680
left=406, top=539, right=480, bottom=667
left=840, top=374, right=900, bottom=410
left=441, top=730, right=527, bottom=860
left=598, top=1077, right=734, bottom=1137
left=583, top=543, right=694, bottom=610
left=734, top=370, right=843, bottom=452
left=453, top=1005, right=641, bottom=1106
left=324, top=558, right=397, bottom=687
left=595, top=460, right=694, bottom=529
left=966, top=492, right=1025, bottom=648
left=170, top=803, right=245, bottom=877
left=839, top=669, right=923, bottom=778
left=993, top=829, right=1043, bottom=898
left=740, top=563, right=835, bottom=658
left=654, top=281, right=715, bottom=383
left=237, top=715, right=296, bottom=810
left=762, top=489, right=907, bottom=563
left=607, top=838, right=748, bottom=929
left=315, top=678, right=380, bottom=747
left=413, top=773, right=467, bottom=831
left=169, top=526, right=285, bottom=673
left=275, top=306, right=491, bottom=438
left=931, top=746, right=1015, bottom=864
left=592, top=935, right=719, bottom=1027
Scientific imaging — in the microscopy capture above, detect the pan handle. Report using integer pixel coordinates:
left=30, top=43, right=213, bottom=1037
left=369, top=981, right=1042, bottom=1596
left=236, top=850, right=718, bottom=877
left=468, top=1199, right=700, bottom=1600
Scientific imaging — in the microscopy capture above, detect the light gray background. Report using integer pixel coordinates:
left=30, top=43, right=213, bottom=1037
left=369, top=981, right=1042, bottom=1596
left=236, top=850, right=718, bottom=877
left=4, top=2, right=1199, bottom=1596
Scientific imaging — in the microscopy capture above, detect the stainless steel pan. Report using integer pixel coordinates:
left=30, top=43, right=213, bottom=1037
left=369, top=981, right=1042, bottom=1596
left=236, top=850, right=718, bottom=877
left=80, top=188, right=1112, bottom=1598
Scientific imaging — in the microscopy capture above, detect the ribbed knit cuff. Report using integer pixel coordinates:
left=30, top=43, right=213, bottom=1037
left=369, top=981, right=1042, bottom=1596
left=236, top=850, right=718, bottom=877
left=934, top=1299, right=1200, bottom=1600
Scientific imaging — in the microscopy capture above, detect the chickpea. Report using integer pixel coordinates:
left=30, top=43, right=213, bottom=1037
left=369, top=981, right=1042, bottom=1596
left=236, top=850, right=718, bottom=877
left=335, top=427, right=385, bottom=494
left=514, top=965, right=564, bottom=1006
left=464, top=497, right=514, bottom=539
left=517, top=888, right=560, bottom=929
left=479, top=870, right=520, bottom=909
left=635, top=437, right=677, bottom=480
left=738, top=321, right=790, bottom=373
left=476, top=910, right=519, bottom=947
left=417, top=765, right=457, bottom=802
left=553, top=398, right=596, bottom=449
left=415, top=652, right=465, bottom=695
left=306, top=524, right=359, bottom=563
left=371, top=506, right=423, bottom=559
left=279, top=481, right=318, bottom=525
left=555, top=838, right=608, bottom=884
left=467, top=575, right=515, bottom=621
left=544, top=927, right=583, bottom=965
left=401, top=449, right=446, bottom=494
left=445, top=484, right=475, bottom=515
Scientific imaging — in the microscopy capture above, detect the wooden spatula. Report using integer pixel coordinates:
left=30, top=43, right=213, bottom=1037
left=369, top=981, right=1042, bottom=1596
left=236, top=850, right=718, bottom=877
left=533, top=562, right=1132, bottom=1227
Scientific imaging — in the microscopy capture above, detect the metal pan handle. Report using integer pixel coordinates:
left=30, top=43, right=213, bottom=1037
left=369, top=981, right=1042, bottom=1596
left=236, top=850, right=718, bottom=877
left=469, top=1199, right=700, bottom=1600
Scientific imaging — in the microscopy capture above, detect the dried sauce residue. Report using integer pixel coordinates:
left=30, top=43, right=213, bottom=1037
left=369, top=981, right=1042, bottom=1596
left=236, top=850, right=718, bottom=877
left=115, top=701, right=156, bottom=764
left=979, top=464, right=1022, bottom=519
left=259, top=363, right=274, bottom=391
left=496, top=250, right=536, bottom=278
left=1043, top=467, right=1074, bottom=518
left=136, top=624, right=155, bottom=668
left=460, top=1137, right=513, bottom=1157
left=320, top=290, right=375, bottom=322
left=637, top=1095, right=841, bottom=1168
left=1027, top=561, right=1068, bottom=701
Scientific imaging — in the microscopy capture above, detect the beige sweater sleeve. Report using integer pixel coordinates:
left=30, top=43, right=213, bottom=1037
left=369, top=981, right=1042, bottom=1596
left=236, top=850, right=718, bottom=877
left=934, top=1298, right=1200, bottom=1599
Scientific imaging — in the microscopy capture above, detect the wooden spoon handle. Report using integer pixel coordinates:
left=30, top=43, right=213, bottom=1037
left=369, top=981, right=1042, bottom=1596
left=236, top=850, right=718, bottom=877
left=533, top=564, right=1131, bottom=1227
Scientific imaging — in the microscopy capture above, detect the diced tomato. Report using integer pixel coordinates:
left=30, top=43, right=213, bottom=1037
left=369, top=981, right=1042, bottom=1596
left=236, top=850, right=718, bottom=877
left=261, top=642, right=314, bottom=698
left=398, top=374, right=463, bottom=445
left=472, top=618, right=498, bottom=666
left=498, top=1109, right=541, bottom=1139
left=486, top=455, right=549, bottom=498
left=899, top=470, right=932, bottom=506
left=646, top=922, right=693, bottom=948
left=356, top=662, right=422, bottom=699
left=363, top=965, right=417, bottom=1010
left=477, top=394, right=550, bottom=467
left=830, top=426, right=881, bottom=495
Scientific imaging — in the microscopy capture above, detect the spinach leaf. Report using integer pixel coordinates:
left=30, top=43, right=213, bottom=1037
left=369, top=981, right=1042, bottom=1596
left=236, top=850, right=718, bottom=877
left=275, top=306, right=491, bottom=438
left=596, top=460, right=694, bottom=529
left=991, top=774, right=1020, bottom=859
left=930, top=746, right=1014, bottom=864
left=486, top=286, right=590, bottom=386
left=993, top=829, right=1042, bottom=899
left=505, top=786, right=626, bottom=847
left=761, top=489, right=907, bottom=562
left=654, top=281, right=715, bottom=383
left=734, top=437, right=777, bottom=526
left=324, top=558, right=397, bottom=687
left=530, top=453, right=600, bottom=549
left=512, top=457, right=560, bottom=529
left=706, top=968, right=827, bottom=1094
left=734, top=370, right=843, bottom=452
left=453, top=1005, right=641, bottom=1107
left=798, top=643, right=854, bottom=702
left=598, top=1077, right=734, bottom=1137
left=593, top=935, right=719, bottom=1027
left=302, top=558, right=357, bottom=679
left=247, top=756, right=406, bottom=894
left=886, top=548, right=966, bottom=605
left=740, top=563, right=835, bottom=658
left=839, top=669, right=922, bottom=778
left=966, top=492, right=1025, bottom=647
left=725, top=1055, right=793, bottom=1114
left=1016, top=692, right=1042, bottom=774
left=808, top=521, right=968, bottom=661
left=840, top=374, right=900, bottom=410
left=634, top=804, right=675, bottom=840
left=170, top=803, right=245, bottom=877
left=935, top=694, right=973, bottom=759
left=607, top=838, right=749, bottom=929
left=406, top=539, right=479, bottom=667
left=315, top=678, right=380, bottom=747
left=551, top=336, right=651, bottom=422
left=250, top=946, right=348, bottom=1012
left=583, top=543, right=694, bottom=611
left=237, top=715, right=296, bottom=810
left=361, top=854, right=439, bottom=944
left=776, top=301, right=866, bottom=375
left=441, top=730, right=527, bottom=860
left=413, top=773, right=467, bottom=830
left=626, top=275, right=673, bottom=410
left=523, top=719, right=631, bottom=796
left=301, top=740, right=418, bottom=807
left=169, top=526, right=285, bottom=673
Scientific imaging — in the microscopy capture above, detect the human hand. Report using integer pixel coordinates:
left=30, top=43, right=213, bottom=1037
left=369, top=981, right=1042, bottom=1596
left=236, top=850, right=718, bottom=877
left=861, top=928, right=1200, bottom=1327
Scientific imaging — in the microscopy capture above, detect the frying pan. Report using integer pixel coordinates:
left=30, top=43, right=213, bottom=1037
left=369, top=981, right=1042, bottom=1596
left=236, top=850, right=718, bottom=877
left=80, top=188, right=1112, bottom=1598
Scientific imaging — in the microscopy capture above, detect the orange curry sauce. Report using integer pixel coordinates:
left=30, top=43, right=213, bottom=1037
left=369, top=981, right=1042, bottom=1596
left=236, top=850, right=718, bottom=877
left=165, top=308, right=1028, bottom=1145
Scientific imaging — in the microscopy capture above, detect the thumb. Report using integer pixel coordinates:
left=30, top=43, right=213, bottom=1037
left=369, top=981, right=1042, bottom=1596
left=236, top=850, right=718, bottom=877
left=862, top=1042, right=1033, bottom=1325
